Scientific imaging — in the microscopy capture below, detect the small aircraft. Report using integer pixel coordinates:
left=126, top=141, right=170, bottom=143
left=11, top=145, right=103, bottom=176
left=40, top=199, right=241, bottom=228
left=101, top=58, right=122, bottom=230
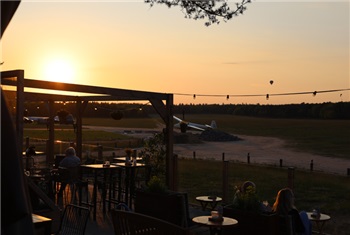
left=173, top=116, right=217, bottom=133
left=27, top=116, right=50, bottom=124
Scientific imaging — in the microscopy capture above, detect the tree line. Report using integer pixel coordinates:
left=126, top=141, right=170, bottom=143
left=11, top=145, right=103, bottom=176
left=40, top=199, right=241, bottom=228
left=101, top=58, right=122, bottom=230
left=21, top=101, right=350, bottom=120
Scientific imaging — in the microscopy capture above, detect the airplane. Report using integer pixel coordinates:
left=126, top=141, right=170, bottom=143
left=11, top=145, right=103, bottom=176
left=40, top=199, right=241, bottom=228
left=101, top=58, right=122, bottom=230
left=27, top=116, right=72, bottom=124
left=27, top=116, right=50, bottom=124
left=173, top=116, right=217, bottom=133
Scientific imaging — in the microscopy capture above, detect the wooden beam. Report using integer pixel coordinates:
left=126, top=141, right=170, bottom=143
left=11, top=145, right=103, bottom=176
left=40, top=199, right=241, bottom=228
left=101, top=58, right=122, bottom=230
left=149, top=98, right=167, bottom=123
left=2, top=78, right=169, bottom=101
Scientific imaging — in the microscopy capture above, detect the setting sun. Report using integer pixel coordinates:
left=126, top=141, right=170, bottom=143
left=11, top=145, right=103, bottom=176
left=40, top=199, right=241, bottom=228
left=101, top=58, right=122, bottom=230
left=44, top=59, right=75, bottom=83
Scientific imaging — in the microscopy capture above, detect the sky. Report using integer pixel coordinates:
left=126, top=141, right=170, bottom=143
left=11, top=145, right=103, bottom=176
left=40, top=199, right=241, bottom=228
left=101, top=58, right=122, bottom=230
left=1, top=0, right=349, bottom=105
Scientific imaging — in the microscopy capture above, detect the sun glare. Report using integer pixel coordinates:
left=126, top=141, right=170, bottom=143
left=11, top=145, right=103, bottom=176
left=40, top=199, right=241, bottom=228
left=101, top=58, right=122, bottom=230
left=44, top=59, right=75, bottom=83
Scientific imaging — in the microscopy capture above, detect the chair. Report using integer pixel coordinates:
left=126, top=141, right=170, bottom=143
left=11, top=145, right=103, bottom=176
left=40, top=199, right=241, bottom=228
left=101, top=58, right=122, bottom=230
left=57, top=166, right=89, bottom=206
left=56, top=204, right=90, bottom=235
left=23, top=156, right=35, bottom=172
left=111, top=209, right=192, bottom=235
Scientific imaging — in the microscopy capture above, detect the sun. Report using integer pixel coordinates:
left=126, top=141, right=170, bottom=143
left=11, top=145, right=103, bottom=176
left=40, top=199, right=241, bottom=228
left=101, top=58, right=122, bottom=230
left=44, top=59, right=75, bottom=83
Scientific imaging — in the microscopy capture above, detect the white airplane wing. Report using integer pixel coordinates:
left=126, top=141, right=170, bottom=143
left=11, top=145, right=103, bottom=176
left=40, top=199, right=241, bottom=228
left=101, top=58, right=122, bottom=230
left=173, top=116, right=215, bottom=132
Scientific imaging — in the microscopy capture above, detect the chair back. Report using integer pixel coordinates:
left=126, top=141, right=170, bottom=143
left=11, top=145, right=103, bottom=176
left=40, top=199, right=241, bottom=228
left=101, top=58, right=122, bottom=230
left=279, top=215, right=294, bottom=235
left=58, top=166, right=81, bottom=184
left=58, top=204, right=90, bottom=235
left=111, top=209, right=191, bottom=235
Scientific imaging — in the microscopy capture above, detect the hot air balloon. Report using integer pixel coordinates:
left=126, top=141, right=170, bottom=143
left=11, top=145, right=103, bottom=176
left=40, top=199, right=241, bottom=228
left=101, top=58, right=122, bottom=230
left=270, top=80, right=274, bottom=85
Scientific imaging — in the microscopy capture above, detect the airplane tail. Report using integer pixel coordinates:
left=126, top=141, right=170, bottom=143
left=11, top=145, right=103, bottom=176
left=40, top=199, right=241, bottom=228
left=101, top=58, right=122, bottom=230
left=210, top=120, right=217, bottom=129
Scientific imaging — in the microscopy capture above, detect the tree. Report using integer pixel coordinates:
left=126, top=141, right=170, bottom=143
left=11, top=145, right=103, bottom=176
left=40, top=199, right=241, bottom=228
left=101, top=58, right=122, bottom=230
left=145, top=0, right=251, bottom=26
left=56, top=109, right=69, bottom=124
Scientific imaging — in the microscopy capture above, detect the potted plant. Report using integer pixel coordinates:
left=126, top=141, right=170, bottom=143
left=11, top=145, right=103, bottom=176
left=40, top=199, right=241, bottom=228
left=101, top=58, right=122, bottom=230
left=223, top=182, right=279, bottom=235
left=135, top=176, right=188, bottom=227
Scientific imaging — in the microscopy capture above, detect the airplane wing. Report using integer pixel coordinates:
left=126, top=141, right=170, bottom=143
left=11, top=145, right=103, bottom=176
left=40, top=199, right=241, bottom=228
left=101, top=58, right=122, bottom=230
left=187, top=123, right=206, bottom=131
left=173, top=115, right=209, bottom=132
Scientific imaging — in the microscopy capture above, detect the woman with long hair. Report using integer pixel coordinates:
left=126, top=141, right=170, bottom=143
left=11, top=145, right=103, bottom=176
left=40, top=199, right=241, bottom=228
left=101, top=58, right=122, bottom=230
left=272, top=188, right=311, bottom=235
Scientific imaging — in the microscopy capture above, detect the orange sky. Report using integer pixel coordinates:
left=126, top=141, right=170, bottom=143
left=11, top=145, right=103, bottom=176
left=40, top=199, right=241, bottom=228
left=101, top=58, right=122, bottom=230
left=1, top=1, right=349, bottom=104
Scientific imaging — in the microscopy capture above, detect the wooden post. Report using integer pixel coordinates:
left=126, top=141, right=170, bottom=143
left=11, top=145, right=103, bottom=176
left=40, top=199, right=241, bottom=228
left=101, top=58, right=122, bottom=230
left=310, top=160, right=314, bottom=172
left=25, top=137, right=30, bottom=149
left=222, top=152, right=225, bottom=161
left=47, top=100, right=55, bottom=164
left=288, top=167, right=295, bottom=190
left=173, top=154, right=178, bottom=191
left=222, top=161, right=229, bottom=204
left=280, top=159, right=283, bottom=167
left=193, top=151, right=196, bottom=160
left=98, top=145, right=103, bottom=160
left=247, top=153, right=250, bottom=164
left=347, top=168, right=350, bottom=176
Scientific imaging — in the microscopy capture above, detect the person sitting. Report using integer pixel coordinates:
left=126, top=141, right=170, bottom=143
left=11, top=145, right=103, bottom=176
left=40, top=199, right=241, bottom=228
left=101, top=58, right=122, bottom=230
left=272, top=188, right=311, bottom=235
left=57, top=147, right=81, bottom=204
left=59, top=147, right=81, bottom=168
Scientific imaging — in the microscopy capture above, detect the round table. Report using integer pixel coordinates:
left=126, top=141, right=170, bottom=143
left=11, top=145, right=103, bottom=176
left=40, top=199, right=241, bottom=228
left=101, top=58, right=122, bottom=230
left=196, top=196, right=222, bottom=211
left=192, top=216, right=238, bottom=235
left=306, top=212, right=331, bottom=235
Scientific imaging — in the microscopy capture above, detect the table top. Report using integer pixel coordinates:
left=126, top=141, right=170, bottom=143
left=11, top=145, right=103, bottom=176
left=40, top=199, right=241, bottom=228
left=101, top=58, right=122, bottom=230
left=192, top=216, right=238, bottom=227
left=306, top=212, right=331, bottom=221
left=30, top=174, right=46, bottom=178
left=196, top=196, right=223, bottom=202
left=112, top=162, right=146, bottom=168
left=23, top=151, right=45, bottom=156
left=32, top=214, right=52, bottom=223
left=81, top=164, right=119, bottom=169
left=114, top=157, right=143, bottom=161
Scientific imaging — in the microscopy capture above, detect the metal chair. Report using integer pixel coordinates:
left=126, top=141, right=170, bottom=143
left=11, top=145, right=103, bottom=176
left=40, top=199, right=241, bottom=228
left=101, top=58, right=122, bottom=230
left=56, top=204, right=90, bottom=235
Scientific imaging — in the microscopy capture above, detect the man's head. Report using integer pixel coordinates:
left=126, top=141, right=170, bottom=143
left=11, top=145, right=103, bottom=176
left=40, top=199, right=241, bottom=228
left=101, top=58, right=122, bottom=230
left=65, top=147, right=76, bottom=156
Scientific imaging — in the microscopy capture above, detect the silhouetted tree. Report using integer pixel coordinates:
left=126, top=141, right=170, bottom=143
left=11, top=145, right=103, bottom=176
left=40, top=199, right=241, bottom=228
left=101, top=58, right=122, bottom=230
left=145, top=0, right=251, bottom=26
left=56, top=109, right=69, bottom=124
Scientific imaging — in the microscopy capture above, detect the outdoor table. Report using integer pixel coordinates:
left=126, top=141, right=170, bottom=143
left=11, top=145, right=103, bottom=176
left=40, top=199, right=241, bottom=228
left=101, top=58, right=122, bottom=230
left=32, top=213, right=52, bottom=235
left=307, top=212, right=331, bottom=235
left=112, top=162, right=146, bottom=209
left=196, top=196, right=222, bottom=211
left=80, top=164, right=118, bottom=221
left=192, top=215, right=238, bottom=235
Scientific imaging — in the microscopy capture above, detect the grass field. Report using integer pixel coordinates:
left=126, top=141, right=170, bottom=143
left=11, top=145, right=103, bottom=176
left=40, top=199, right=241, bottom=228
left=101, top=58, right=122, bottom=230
left=178, top=159, right=350, bottom=235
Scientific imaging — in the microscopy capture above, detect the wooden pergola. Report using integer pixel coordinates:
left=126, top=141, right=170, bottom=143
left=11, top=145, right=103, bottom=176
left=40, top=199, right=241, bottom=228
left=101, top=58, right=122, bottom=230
left=1, top=69, right=177, bottom=190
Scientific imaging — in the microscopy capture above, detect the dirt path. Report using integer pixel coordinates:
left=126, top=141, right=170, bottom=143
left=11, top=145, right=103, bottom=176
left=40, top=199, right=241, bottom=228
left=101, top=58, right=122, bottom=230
left=174, top=135, right=350, bottom=176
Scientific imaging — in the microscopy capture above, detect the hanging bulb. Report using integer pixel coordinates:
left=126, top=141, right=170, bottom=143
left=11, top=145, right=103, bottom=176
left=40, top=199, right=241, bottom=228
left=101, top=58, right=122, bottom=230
left=266, top=94, right=269, bottom=100
left=193, top=94, right=196, bottom=99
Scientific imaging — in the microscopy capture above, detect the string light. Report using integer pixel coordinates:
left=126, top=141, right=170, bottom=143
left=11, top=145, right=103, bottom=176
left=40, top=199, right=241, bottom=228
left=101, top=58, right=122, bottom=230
left=174, top=88, right=349, bottom=100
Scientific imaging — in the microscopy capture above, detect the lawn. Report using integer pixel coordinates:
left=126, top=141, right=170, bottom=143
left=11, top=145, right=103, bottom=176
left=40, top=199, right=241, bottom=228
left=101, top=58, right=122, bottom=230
left=178, top=158, right=350, bottom=235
